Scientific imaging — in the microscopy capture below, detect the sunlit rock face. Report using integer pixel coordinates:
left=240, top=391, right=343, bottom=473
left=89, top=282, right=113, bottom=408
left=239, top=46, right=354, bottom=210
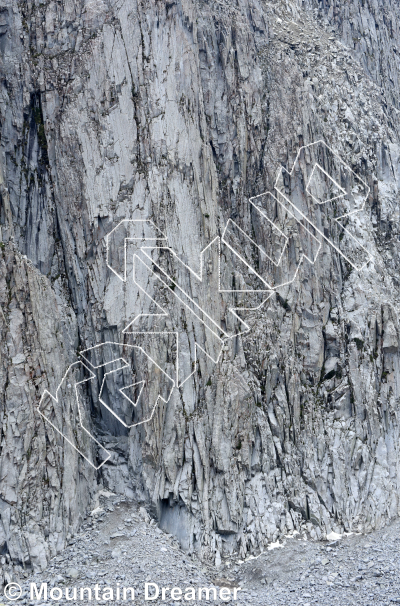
left=1, top=0, right=400, bottom=575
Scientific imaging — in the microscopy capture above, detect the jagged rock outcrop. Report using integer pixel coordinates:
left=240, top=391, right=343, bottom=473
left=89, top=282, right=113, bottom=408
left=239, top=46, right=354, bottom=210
left=1, top=0, right=400, bottom=577
left=0, top=244, right=96, bottom=579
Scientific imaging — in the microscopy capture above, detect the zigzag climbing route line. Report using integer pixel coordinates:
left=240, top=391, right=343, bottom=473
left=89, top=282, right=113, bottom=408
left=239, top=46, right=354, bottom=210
left=38, top=140, right=372, bottom=468
left=274, top=140, right=372, bottom=271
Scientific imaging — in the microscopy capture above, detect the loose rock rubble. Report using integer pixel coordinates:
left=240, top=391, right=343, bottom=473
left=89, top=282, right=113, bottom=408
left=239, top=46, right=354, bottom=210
left=238, top=521, right=400, bottom=606
left=5, top=496, right=400, bottom=606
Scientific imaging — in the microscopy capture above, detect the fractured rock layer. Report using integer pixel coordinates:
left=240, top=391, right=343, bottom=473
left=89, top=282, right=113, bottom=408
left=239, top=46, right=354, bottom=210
left=1, top=0, right=400, bottom=572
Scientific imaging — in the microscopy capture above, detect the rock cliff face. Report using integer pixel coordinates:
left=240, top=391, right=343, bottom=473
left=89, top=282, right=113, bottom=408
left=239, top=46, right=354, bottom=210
left=1, top=0, right=400, bottom=579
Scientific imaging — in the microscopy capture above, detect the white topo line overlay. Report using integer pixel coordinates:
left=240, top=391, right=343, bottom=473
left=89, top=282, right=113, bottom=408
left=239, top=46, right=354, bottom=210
left=275, top=140, right=373, bottom=271
left=37, top=141, right=370, bottom=467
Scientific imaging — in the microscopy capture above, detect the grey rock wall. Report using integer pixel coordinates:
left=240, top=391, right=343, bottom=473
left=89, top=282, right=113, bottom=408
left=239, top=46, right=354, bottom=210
left=1, top=0, right=400, bottom=576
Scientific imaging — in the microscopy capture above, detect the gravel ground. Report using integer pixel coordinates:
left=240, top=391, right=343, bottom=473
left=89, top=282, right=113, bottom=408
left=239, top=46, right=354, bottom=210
left=7, top=494, right=400, bottom=605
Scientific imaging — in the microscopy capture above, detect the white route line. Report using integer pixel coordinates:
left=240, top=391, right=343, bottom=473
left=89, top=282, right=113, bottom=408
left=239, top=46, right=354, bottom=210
left=123, top=253, right=272, bottom=387
left=79, top=342, right=175, bottom=428
left=275, top=140, right=373, bottom=271
left=37, top=343, right=175, bottom=470
left=38, top=140, right=371, bottom=468
left=137, top=241, right=265, bottom=335
left=247, top=190, right=323, bottom=290
left=37, top=361, right=111, bottom=470
left=123, top=253, right=224, bottom=388
left=306, top=162, right=347, bottom=205
left=105, top=219, right=168, bottom=283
